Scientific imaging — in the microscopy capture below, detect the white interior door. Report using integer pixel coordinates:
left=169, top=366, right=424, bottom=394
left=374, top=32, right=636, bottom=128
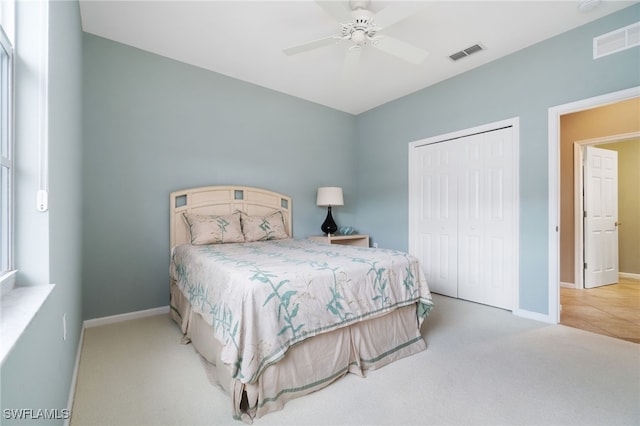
left=584, top=146, right=619, bottom=288
left=411, top=124, right=516, bottom=309
left=412, top=141, right=458, bottom=297
left=457, top=135, right=483, bottom=302
left=458, top=128, right=515, bottom=309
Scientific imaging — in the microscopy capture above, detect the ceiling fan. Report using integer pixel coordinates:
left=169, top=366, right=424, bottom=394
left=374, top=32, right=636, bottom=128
left=283, top=0, right=429, bottom=79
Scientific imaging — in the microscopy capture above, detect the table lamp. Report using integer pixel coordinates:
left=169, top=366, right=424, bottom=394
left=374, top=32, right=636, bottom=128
left=316, top=187, right=344, bottom=235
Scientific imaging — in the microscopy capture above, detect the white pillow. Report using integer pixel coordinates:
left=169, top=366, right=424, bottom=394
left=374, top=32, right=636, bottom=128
left=241, top=210, right=289, bottom=242
left=183, top=211, right=244, bottom=245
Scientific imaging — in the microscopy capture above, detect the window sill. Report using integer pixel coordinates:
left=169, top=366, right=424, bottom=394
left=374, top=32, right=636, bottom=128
left=1, top=283, right=55, bottom=365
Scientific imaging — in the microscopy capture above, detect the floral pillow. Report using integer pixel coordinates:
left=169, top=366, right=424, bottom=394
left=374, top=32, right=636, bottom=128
left=241, top=210, right=289, bottom=242
left=183, top=211, right=244, bottom=245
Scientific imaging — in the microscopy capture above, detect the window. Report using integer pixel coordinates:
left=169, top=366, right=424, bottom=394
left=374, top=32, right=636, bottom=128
left=0, top=25, right=13, bottom=279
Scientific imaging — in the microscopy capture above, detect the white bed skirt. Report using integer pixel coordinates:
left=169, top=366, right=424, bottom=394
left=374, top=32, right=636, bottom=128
left=170, top=280, right=426, bottom=423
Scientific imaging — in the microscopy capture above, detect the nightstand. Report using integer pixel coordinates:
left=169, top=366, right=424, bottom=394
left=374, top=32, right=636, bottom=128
left=308, top=234, right=370, bottom=248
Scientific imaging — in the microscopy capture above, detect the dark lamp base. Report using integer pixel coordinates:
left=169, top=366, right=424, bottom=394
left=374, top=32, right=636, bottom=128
left=321, top=206, right=338, bottom=235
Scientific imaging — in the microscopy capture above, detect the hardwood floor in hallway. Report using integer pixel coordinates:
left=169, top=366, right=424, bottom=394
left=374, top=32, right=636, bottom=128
left=560, top=276, right=640, bottom=344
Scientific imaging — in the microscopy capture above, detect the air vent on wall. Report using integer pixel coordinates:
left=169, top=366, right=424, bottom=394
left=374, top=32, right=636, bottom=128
left=449, top=43, right=485, bottom=61
left=593, top=22, right=639, bottom=59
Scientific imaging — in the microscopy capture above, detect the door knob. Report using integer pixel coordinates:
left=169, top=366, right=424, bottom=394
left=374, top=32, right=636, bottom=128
left=615, top=221, right=621, bottom=227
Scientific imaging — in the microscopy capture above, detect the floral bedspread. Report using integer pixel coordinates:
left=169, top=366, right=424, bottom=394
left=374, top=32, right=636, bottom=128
left=170, top=238, right=433, bottom=384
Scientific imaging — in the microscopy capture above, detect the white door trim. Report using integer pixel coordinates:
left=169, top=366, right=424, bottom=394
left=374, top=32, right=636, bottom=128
left=573, top=132, right=640, bottom=289
left=547, top=86, right=640, bottom=324
left=409, top=117, right=520, bottom=312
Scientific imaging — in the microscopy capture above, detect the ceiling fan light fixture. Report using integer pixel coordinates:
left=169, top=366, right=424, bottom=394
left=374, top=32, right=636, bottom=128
left=352, top=29, right=367, bottom=45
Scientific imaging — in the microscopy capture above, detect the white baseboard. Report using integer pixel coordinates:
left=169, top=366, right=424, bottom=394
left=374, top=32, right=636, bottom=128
left=560, top=281, right=575, bottom=289
left=84, top=305, right=170, bottom=328
left=65, top=326, right=85, bottom=426
left=619, top=272, right=640, bottom=280
left=513, top=308, right=555, bottom=324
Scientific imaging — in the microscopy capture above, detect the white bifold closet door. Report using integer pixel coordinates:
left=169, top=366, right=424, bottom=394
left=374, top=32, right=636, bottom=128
left=412, top=127, right=516, bottom=310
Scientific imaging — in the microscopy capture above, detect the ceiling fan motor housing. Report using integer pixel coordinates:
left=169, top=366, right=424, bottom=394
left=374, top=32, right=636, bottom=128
left=342, top=9, right=376, bottom=45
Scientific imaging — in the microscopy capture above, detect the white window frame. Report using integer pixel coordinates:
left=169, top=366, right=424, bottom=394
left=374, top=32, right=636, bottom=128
left=0, top=23, right=14, bottom=293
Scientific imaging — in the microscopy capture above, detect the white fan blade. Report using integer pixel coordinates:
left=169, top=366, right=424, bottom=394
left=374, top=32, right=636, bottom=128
left=283, top=35, right=342, bottom=56
left=341, top=45, right=362, bottom=80
left=315, top=0, right=351, bottom=22
left=372, top=2, right=426, bottom=30
left=371, top=35, right=428, bottom=64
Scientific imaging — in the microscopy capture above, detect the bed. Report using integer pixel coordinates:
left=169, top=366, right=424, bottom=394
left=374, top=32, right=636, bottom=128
left=168, top=185, right=434, bottom=422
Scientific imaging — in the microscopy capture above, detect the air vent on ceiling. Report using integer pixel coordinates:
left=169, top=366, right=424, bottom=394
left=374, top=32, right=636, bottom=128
left=593, top=22, right=639, bottom=59
left=449, top=43, right=485, bottom=61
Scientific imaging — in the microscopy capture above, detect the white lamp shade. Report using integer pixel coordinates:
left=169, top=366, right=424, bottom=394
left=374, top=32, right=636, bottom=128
left=317, top=187, right=344, bottom=206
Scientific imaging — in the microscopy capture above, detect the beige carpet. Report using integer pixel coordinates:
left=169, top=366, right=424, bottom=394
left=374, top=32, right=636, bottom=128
left=70, top=294, right=640, bottom=425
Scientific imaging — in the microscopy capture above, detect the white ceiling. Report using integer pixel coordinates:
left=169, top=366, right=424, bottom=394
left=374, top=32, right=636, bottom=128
left=79, top=0, right=637, bottom=115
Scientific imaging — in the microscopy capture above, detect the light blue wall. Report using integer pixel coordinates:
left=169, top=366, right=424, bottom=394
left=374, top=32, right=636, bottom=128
left=2, top=1, right=636, bottom=420
left=354, top=5, right=640, bottom=314
left=1, top=1, right=84, bottom=423
left=82, top=34, right=357, bottom=319
left=82, top=5, right=639, bottom=320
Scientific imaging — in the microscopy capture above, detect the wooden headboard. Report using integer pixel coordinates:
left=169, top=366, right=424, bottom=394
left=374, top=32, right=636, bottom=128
left=170, top=185, right=293, bottom=248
